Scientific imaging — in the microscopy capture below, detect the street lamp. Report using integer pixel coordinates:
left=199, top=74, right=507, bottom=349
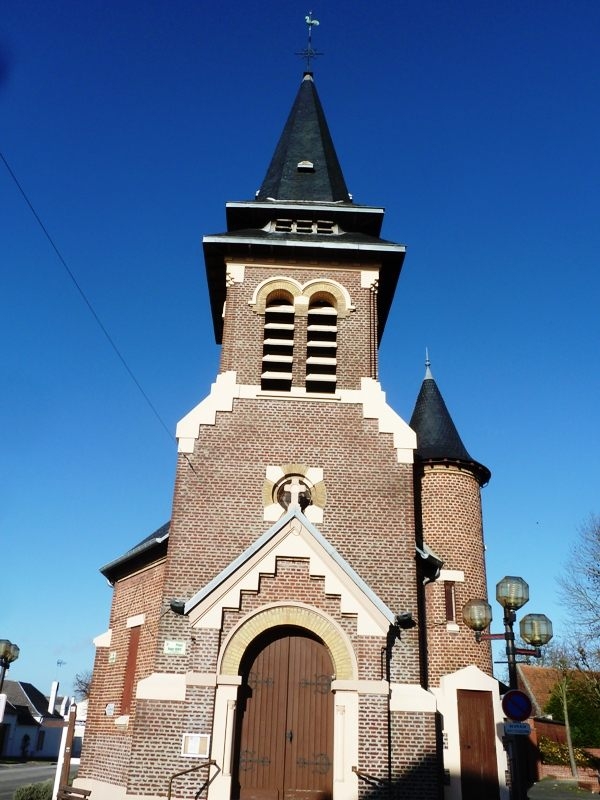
left=463, top=576, right=553, bottom=689
left=0, top=639, right=20, bottom=693
left=463, top=577, right=553, bottom=800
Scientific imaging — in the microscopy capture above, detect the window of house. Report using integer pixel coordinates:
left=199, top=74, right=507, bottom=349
left=306, top=297, right=337, bottom=393
left=36, top=730, right=45, bottom=751
left=121, top=625, right=141, bottom=715
left=261, top=294, right=294, bottom=391
left=444, top=581, right=456, bottom=623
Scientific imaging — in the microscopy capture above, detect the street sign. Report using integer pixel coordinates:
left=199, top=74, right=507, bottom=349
left=504, top=721, right=531, bottom=736
left=502, top=689, right=532, bottom=722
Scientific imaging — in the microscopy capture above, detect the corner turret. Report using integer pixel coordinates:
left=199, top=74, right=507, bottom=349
left=410, top=358, right=490, bottom=486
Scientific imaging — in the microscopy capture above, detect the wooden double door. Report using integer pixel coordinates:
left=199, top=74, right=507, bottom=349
left=233, top=627, right=334, bottom=800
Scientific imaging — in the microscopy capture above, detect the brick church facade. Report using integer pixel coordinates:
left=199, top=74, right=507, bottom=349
left=77, top=73, right=509, bottom=800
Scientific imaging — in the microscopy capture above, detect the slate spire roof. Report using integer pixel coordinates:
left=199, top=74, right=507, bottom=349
left=203, top=72, right=406, bottom=345
left=256, top=72, right=351, bottom=203
left=409, top=358, right=491, bottom=486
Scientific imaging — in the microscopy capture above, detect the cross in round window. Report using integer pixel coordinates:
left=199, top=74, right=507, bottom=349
left=276, top=475, right=312, bottom=511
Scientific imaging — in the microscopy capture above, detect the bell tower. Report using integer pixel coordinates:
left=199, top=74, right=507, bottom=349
left=79, top=69, right=508, bottom=800
left=203, top=72, right=406, bottom=392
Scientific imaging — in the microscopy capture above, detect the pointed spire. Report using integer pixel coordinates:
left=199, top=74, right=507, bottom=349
left=256, top=73, right=351, bottom=203
left=424, top=347, right=433, bottom=380
left=410, top=355, right=491, bottom=485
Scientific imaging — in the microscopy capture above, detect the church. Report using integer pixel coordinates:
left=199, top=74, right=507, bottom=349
left=77, top=69, right=509, bottom=800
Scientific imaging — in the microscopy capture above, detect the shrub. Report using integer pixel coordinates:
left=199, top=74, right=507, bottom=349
left=13, top=780, right=53, bottom=800
left=538, top=735, right=600, bottom=768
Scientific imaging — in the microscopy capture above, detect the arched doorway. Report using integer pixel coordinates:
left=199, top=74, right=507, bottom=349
left=232, top=626, right=334, bottom=800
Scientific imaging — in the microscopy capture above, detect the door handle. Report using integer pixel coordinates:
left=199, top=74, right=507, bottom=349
left=286, top=730, right=293, bottom=743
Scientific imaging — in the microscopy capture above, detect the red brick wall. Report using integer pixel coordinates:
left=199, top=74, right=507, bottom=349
left=418, top=464, right=493, bottom=683
left=164, top=401, right=417, bottom=615
left=79, top=560, right=166, bottom=784
left=358, top=700, right=439, bottom=799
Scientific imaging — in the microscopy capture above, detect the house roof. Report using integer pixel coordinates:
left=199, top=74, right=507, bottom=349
left=100, top=521, right=169, bottom=584
left=409, top=362, right=491, bottom=486
left=1, top=680, right=63, bottom=724
left=256, top=72, right=351, bottom=203
left=518, top=664, right=564, bottom=716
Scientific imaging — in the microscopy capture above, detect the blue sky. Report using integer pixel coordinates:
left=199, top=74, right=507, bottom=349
left=2, top=1, right=599, bottom=695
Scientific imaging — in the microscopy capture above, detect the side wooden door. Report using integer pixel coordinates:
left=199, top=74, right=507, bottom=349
left=234, top=628, right=334, bottom=800
left=457, top=689, right=500, bottom=800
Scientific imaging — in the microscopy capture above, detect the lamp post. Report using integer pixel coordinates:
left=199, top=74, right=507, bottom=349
left=0, top=639, right=20, bottom=694
left=463, top=577, right=553, bottom=800
left=463, top=576, right=553, bottom=689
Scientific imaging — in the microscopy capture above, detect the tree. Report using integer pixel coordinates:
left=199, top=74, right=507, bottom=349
left=73, top=669, right=93, bottom=700
left=545, top=675, right=600, bottom=747
left=541, top=643, right=578, bottom=777
left=560, top=513, right=600, bottom=641
left=558, top=513, right=600, bottom=704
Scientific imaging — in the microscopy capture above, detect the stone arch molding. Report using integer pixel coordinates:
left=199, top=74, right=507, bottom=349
left=250, top=276, right=354, bottom=318
left=219, top=602, right=357, bottom=681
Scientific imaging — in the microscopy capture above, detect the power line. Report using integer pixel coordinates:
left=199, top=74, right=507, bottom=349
left=1, top=149, right=174, bottom=444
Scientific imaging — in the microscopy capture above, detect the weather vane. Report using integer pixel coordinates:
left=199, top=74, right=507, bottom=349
left=296, top=12, right=322, bottom=71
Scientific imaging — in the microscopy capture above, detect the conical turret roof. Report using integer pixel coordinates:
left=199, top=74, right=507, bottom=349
left=409, top=362, right=491, bottom=485
left=256, top=72, right=351, bottom=203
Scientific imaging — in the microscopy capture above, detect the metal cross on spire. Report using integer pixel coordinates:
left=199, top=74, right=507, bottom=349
left=296, top=12, right=323, bottom=71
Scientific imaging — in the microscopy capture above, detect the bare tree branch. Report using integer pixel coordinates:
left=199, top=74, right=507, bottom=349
left=73, top=669, right=93, bottom=700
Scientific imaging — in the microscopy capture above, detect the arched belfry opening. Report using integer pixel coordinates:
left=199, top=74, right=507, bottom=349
left=261, top=291, right=295, bottom=391
left=306, top=294, right=337, bottom=393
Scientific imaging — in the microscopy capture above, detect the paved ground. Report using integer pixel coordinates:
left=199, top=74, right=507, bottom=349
left=528, top=778, right=596, bottom=798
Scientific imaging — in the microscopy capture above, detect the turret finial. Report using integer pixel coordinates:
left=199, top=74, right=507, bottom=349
left=425, top=347, right=433, bottom=379
left=296, top=12, right=323, bottom=71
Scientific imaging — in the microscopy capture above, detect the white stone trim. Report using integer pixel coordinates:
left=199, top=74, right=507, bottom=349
left=126, top=613, right=145, bottom=628
left=93, top=630, right=112, bottom=648
left=331, top=689, right=359, bottom=799
left=250, top=275, right=303, bottom=305
left=176, top=371, right=239, bottom=452
left=185, top=672, right=218, bottom=687
left=226, top=264, right=245, bottom=284
left=303, top=278, right=355, bottom=313
left=207, top=683, right=238, bottom=798
left=332, top=679, right=389, bottom=695
left=439, top=570, right=465, bottom=582
left=360, top=268, right=379, bottom=288
left=73, top=779, right=129, bottom=800
left=176, top=374, right=416, bottom=464
left=389, top=683, right=437, bottom=713
left=72, top=781, right=168, bottom=800
left=136, top=672, right=186, bottom=701
left=217, top=674, right=243, bottom=686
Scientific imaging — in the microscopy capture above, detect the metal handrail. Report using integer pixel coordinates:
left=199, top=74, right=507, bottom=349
left=352, top=765, right=388, bottom=787
left=167, top=759, right=219, bottom=800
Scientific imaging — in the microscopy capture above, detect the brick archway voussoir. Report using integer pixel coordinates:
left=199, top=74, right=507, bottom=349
left=220, top=604, right=355, bottom=680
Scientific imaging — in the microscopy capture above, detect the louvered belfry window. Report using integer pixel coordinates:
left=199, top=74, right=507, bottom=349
left=261, top=294, right=294, bottom=391
left=306, top=297, right=337, bottom=393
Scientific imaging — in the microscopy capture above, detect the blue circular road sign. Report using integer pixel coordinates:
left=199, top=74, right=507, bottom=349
left=502, top=689, right=532, bottom=722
